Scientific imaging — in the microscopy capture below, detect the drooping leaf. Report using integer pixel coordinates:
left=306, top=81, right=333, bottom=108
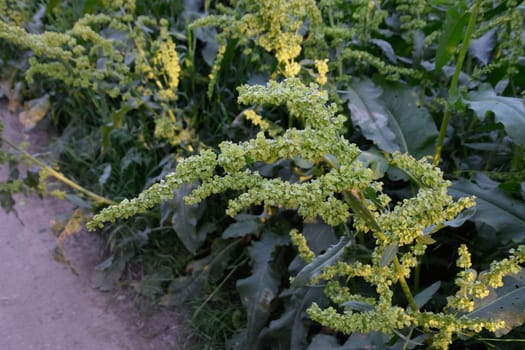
left=258, top=286, right=328, bottom=349
left=292, top=235, right=351, bottom=288
left=341, top=79, right=438, bottom=157
left=464, top=84, right=525, bottom=147
left=413, top=281, right=442, bottom=310
left=371, top=38, right=397, bottom=63
left=171, top=183, right=207, bottom=254
left=382, top=83, right=439, bottom=158
left=342, top=78, right=397, bottom=153
left=434, top=2, right=470, bottom=72
left=236, top=232, right=284, bottom=349
left=469, top=28, right=497, bottom=66
left=467, top=270, right=525, bottom=336
left=449, top=174, right=525, bottom=242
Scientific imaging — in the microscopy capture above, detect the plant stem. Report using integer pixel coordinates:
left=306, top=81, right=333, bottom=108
left=394, top=257, right=418, bottom=311
left=3, top=137, right=116, bottom=206
left=342, top=190, right=419, bottom=311
left=433, top=0, right=483, bottom=166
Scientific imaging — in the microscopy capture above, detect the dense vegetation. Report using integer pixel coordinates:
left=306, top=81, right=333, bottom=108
left=1, top=0, right=525, bottom=349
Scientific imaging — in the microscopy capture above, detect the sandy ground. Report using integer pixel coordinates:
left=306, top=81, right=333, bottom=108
left=0, top=103, right=186, bottom=350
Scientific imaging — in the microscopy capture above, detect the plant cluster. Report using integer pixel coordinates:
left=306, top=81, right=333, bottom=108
left=1, top=0, right=525, bottom=349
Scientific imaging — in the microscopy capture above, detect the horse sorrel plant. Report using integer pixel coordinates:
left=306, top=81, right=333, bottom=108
left=2, top=0, right=525, bottom=348
left=88, top=78, right=525, bottom=349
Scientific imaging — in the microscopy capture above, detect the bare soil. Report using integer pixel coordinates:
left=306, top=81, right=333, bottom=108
left=0, top=103, right=187, bottom=350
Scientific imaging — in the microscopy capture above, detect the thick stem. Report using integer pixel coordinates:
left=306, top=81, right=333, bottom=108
left=433, top=0, right=483, bottom=166
left=3, top=138, right=116, bottom=206
left=394, top=257, right=418, bottom=312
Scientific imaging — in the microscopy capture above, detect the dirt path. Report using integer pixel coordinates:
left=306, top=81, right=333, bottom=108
left=0, top=104, right=185, bottom=350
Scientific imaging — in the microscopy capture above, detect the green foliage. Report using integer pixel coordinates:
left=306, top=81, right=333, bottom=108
left=2, top=0, right=525, bottom=349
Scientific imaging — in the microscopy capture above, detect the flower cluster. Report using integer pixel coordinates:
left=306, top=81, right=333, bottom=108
left=192, top=0, right=322, bottom=82
left=86, top=77, right=523, bottom=349
left=0, top=4, right=187, bottom=146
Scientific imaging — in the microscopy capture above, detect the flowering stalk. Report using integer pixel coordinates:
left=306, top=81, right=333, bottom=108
left=3, top=137, right=116, bottom=206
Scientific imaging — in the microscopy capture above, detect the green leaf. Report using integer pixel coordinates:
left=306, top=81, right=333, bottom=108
left=371, top=38, right=397, bottom=63
left=449, top=174, right=525, bottom=242
left=468, top=28, right=496, bottom=66
left=358, top=149, right=389, bottom=180
left=341, top=78, right=397, bottom=153
left=382, top=83, right=438, bottom=158
left=467, top=271, right=525, bottom=336
left=171, top=184, right=207, bottom=254
left=288, top=222, right=337, bottom=275
left=292, top=235, right=351, bottom=288
left=341, top=300, right=375, bottom=312
left=424, top=207, right=477, bottom=235
left=341, top=79, right=438, bottom=157
left=343, top=191, right=382, bottom=233
left=222, top=218, right=261, bottom=239
left=434, top=2, right=470, bottom=72
left=236, top=233, right=284, bottom=349
left=160, top=240, right=236, bottom=305
left=98, top=164, right=112, bottom=186
left=91, top=252, right=132, bottom=291
left=259, top=286, right=328, bottom=349
left=464, top=84, right=525, bottom=147
left=380, top=243, right=398, bottom=267
left=160, top=274, right=206, bottom=306
left=413, top=281, right=441, bottom=310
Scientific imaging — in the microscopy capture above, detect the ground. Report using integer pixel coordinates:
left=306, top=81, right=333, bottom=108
left=0, top=103, right=186, bottom=350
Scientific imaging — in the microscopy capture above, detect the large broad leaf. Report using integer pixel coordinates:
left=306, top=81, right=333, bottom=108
left=292, top=235, right=351, bottom=288
left=160, top=239, right=236, bottom=305
left=464, top=84, right=525, bottom=147
left=258, top=286, right=328, bottom=349
left=341, top=79, right=438, bottom=157
left=170, top=183, right=207, bottom=254
left=236, top=232, right=286, bottom=349
left=469, top=28, right=497, bottom=66
left=467, top=270, right=525, bottom=336
left=434, top=1, right=470, bottom=72
left=449, top=174, right=525, bottom=242
left=342, top=79, right=397, bottom=153
left=382, top=83, right=438, bottom=158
